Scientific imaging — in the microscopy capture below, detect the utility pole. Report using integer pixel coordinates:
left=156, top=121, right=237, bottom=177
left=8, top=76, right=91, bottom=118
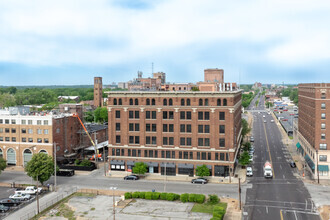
left=103, top=145, right=106, bottom=176
left=164, top=163, right=167, bottom=192
left=110, top=186, right=117, bottom=220
left=316, top=150, right=320, bottom=184
left=238, top=178, right=241, bottom=210
left=54, top=143, right=57, bottom=192
left=36, top=175, right=40, bottom=214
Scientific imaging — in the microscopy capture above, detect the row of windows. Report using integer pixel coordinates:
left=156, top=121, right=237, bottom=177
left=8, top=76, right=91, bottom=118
left=0, top=137, right=49, bottom=143
left=0, top=128, right=49, bottom=135
left=115, top=110, right=226, bottom=121
left=115, top=135, right=226, bottom=147
left=0, top=119, right=49, bottom=125
left=113, top=98, right=228, bottom=106
left=111, top=148, right=229, bottom=161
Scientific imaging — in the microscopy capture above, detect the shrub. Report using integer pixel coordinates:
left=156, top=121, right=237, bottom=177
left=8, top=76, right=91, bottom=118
left=195, top=194, right=205, bottom=204
left=174, top=194, right=180, bottom=200
left=152, top=192, right=160, bottom=200
left=188, top=194, right=196, bottom=202
left=160, top=193, right=167, bottom=200
left=139, top=192, right=145, bottom=199
left=145, top=192, right=152, bottom=200
left=213, top=206, right=225, bottom=220
left=166, top=193, right=175, bottom=201
left=124, top=192, right=132, bottom=200
left=132, top=192, right=140, bottom=198
left=74, top=159, right=80, bottom=165
left=208, top=194, right=219, bottom=204
left=80, top=159, right=92, bottom=167
left=180, top=193, right=189, bottom=203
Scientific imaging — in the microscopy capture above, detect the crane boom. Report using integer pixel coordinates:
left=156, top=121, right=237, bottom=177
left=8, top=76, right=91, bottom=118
left=73, top=113, right=96, bottom=147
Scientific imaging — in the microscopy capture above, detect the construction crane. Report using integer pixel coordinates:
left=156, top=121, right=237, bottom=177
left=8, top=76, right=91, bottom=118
left=72, top=113, right=100, bottom=161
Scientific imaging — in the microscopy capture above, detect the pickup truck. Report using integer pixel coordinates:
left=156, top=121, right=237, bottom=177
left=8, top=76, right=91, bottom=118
left=15, top=186, right=43, bottom=195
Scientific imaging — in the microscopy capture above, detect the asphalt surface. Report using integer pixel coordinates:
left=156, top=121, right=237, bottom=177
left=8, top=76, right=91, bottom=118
left=243, top=95, right=320, bottom=220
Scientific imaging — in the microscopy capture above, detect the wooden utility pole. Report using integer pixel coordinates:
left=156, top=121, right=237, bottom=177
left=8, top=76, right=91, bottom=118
left=103, top=145, right=106, bottom=176
left=238, top=177, right=241, bottom=210
left=316, top=150, right=320, bottom=184
left=54, top=143, right=57, bottom=192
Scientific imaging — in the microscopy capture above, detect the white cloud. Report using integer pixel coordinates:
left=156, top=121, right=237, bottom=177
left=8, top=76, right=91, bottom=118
left=0, top=0, right=330, bottom=67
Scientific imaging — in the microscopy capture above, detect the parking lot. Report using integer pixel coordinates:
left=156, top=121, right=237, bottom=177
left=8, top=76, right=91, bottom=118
left=0, top=186, right=44, bottom=219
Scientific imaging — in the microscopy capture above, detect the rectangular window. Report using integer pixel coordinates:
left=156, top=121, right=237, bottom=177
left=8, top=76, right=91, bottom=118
left=205, top=138, right=210, bottom=146
left=5, top=128, right=9, bottom=133
left=28, top=120, right=32, bottom=125
left=172, top=151, right=175, bottom=158
left=132, top=149, right=137, bottom=157
left=146, top=124, right=151, bottom=132
left=163, top=124, right=168, bottom=132
left=144, top=150, right=148, bottom=157
left=12, top=137, right=16, bottom=142
left=116, top=149, right=120, bottom=156
left=22, top=137, right=26, bottom=142
left=169, top=111, right=174, bottom=119
left=37, top=138, right=42, bottom=143
left=0, top=128, right=2, bottom=133
left=152, top=124, right=156, bottom=132
left=121, top=149, right=125, bottom=156
left=162, top=150, right=165, bottom=158
left=321, top=103, right=326, bottom=109
left=189, top=152, right=193, bottom=159
left=116, top=123, right=121, bottom=131
left=220, top=153, right=225, bottom=160
left=180, top=137, right=185, bottom=145
left=197, top=152, right=200, bottom=160
left=37, top=120, right=42, bottom=125
left=205, top=125, right=210, bottom=133
left=187, top=124, right=191, bottom=133
left=11, top=119, right=16, bottom=124
left=152, top=111, right=156, bottom=119
left=115, top=111, right=120, bottom=118
left=202, top=152, right=206, bottom=160
left=138, top=150, right=141, bottom=157
left=116, top=135, right=121, bottom=144
left=0, top=119, right=3, bottom=124
left=205, top=112, right=210, bottom=120
left=163, top=111, right=168, bottom=119
left=321, top=113, right=326, bottom=119
left=152, top=136, right=156, bottom=144
left=135, top=136, right=140, bottom=144
left=320, top=144, right=327, bottom=150
left=321, top=134, right=326, bottom=139
left=187, top=138, right=191, bottom=146
left=198, top=138, right=203, bottom=146
left=21, top=128, right=26, bottom=133
left=146, top=136, right=151, bottom=144
left=163, top=137, right=168, bottom=145
left=169, top=124, right=174, bottom=132
left=37, top=129, right=42, bottom=134
left=128, top=149, right=131, bottom=156
left=169, top=137, right=174, bottom=145
left=5, top=137, right=10, bottom=141
left=321, top=93, right=326, bottom=99
left=215, top=153, right=218, bottom=160
left=220, top=125, right=225, bottom=134
left=321, top=123, right=326, bottom=129
left=129, top=123, right=134, bottom=131
left=44, top=138, right=49, bottom=143
left=166, top=151, right=171, bottom=158
left=208, top=152, right=211, bottom=160
left=179, top=151, right=182, bottom=159
left=198, top=112, right=203, bottom=120
left=180, top=124, right=185, bottom=132
left=135, top=124, right=140, bottom=131
left=184, top=152, right=188, bottom=159
left=28, top=129, right=33, bottom=134
left=198, top=125, right=203, bottom=133
left=44, top=120, right=48, bottom=125
left=219, top=112, right=225, bottom=120
left=5, top=119, right=9, bottom=124
left=21, top=120, right=26, bottom=125
left=129, top=136, right=134, bottom=144
left=135, top=111, right=140, bottom=119
left=146, top=111, right=151, bottom=119
left=186, top=111, right=191, bottom=120
left=219, top=138, right=225, bottom=147
left=129, top=111, right=134, bottom=119
left=28, top=138, right=33, bottom=142
left=180, top=111, right=185, bottom=120
left=44, top=129, right=49, bottom=134
left=319, top=155, right=327, bottom=162
left=149, top=150, right=153, bottom=158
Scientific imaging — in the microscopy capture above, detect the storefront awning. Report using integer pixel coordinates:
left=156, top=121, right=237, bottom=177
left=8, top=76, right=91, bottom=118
left=146, top=162, right=158, bottom=167
left=160, top=162, right=176, bottom=168
left=296, top=142, right=301, bottom=149
left=127, top=161, right=136, bottom=166
left=178, top=163, right=194, bottom=169
left=304, top=155, right=315, bottom=170
left=318, top=165, right=329, bottom=172
left=110, top=160, right=125, bottom=165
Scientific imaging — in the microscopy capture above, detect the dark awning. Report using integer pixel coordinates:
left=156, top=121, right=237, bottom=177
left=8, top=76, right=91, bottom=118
left=146, top=162, right=158, bottom=167
left=318, top=165, right=329, bottom=172
left=127, top=161, right=136, bottom=166
left=296, top=142, right=301, bottom=149
left=111, top=160, right=125, bottom=165
left=304, top=155, right=315, bottom=170
left=160, top=162, right=176, bottom=168
left=196, top=164, right=212, bottom=169
left=178, top=163, right=194, bottom=169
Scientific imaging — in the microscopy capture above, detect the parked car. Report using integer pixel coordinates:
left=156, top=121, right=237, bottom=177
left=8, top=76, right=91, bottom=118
left=15, top=186, right=43, bottom=195
left=9, top=193, right=31, bottom=201
left=249, top=155, right=253, bottom=162
left=249, top=147, right=255, bottom=154
left=250, top=137, right=254, bottom=142
left=290, top=161, right=296, bottom=168
left=271, top=120, right=274, bottom=123
left=191, top=178, right=208, bottom=184
left=56, top=169, right=75, bottom=177
left=124, top=175, right=139, bottom=180
left=264, top=120, right=267, bottom=123
left=0, top=199, right=21, bottom=207
left=246, top=167, right=253, bottom=177
left=0, top=204, right=9, bottom=213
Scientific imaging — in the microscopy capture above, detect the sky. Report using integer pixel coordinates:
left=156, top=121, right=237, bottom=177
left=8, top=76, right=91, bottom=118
left=0, top=0, right=330, bottom=86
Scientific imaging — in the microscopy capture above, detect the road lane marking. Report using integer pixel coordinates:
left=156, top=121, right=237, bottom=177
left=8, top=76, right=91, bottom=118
left=262, top=118, right=275, bottom=179
left=266, top=206, right=268, bottom=214
left=280, top=209, right=284, bottom=220
left=294, top=210, right=298, bottom=220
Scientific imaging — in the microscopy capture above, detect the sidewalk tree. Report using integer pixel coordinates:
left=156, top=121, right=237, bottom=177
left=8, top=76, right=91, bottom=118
left=25, top=153, right=55, bottom=185
left=243, top=142, right=251, bottom=151
left=239, top=151, right=251, bottom=167
left=241, top=119, right=251, bottom=138
left=195, top=165, right=210, bottom=177
left=133, top=162, right=147, bottom=175
left=0, top=157, right=7, bottom=174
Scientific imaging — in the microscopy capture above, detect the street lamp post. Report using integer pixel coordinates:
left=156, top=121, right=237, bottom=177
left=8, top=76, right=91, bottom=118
left=110, top=186, right=117, bottom=220
left=163, top=163, right=167, bottom=192
left=53, top=143, right=57, bottom=192
left=28, top=145, right=39, bottom=213
left=316, top=150, right=320, bottom=184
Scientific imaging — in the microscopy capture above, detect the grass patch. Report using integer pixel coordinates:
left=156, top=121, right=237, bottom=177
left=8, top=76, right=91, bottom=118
left=57, top=203, right=75, bottom=220
left=191, top=202, right=227, bottom=214
left=288, top=136, right=293, bottom=139
left=91, top=207, right=95, bottom=210
left=75, top=192, right=96, bottom=197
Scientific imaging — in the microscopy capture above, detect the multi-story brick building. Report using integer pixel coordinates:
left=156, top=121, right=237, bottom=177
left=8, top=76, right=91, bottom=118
left=94, top=77, right=103, bottom=107
left=204, top=69, right=224, bottom=83
left=107, top=90, right=242, bottom=177
left=294, top=83, right=330, bottom=179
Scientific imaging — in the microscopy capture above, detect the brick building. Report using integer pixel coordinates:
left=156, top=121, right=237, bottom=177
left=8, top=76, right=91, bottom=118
left=294, top=83, right=330, bottom=179
left=94, top=77, right=103, bottom=107
left=204, top=69, right=224, bottom=83
left=107, top=91, right=242, bottom=177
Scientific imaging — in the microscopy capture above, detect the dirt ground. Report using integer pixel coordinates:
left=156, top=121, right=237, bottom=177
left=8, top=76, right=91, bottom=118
left=319, top=205, right=330, bottom=220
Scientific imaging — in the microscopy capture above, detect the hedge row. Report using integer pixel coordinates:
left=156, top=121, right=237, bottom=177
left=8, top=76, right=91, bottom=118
left=124, top=191, right=207, bottom=204
left=211, top=206, right=226, bottom=220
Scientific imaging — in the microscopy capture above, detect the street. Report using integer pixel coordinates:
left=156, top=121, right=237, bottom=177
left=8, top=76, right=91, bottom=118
left=243, top=94, right=321, bottom=220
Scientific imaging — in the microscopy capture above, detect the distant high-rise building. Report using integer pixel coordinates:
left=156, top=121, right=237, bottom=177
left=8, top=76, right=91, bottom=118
left=295, top=83, right=330, bottom=179
left=94, top=77, right=103, bottom=107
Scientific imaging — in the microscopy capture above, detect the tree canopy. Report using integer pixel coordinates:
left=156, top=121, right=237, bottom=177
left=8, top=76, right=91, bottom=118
left=132, top=162, right=147, bottom=175
left=239, top=151, right=251, bottom=166
left=25, top=153, right=55, bottom=185
left=0, top=158, right=7, bottom=175
left=94, top=107, right=108, bottom=123
left=195, top=165, right=210, bottom=177
left=241, top=119, right=251, bottom=138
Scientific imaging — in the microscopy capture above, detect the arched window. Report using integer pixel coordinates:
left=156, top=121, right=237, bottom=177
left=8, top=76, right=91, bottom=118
left=135, top=98, right=139, bottom=105
left=199, top=99, right=203, bottom=106
left=205, top=99, right=209, bottom=106
left=152, top=99, right=156, bottom=105
left=39, top=150, right=48, bottom=154
left=187, top=99, right=191, bottom=106
left=181, top=99, right=185, bottom=106
left=113, top=98, right=117, bottom=105
left=217, top=99, right=221, bottom=106
left=163, top=99, right=167, bottom=106
left=129, top=98, right=133, bottom=105
left=169, top=98, right=173, bottom=106
left=146, top=98, right=150, bottom=105
left=118, top=98, right=122, bottom=105
left=223, top=99, right=227, bottom=106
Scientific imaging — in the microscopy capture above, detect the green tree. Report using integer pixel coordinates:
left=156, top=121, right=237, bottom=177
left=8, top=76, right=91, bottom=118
left=239, top=151, right=251, bottom=166
left=25, top=153, right=55, bottom=185
left=195, top=165, right=210, bottom=177
left=94, top=107, right=108, bottom=123
left=0, top=157, right=7, bottom=174
left=241, top=119, right=251, bottom=138
left=265, top=101, right=273, bottom=108
left=243, top=142, right=251, bottom=151
left=132, top=162, right=147, bottom=175
left=84, top=111, right=94, bottom=122
left=0, top=93, right=16, bottom=108
left=191, top=87, right=199, bottom=91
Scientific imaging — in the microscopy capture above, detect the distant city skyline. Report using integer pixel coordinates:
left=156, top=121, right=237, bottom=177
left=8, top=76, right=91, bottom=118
left=1, top=0, right=330, bottom=86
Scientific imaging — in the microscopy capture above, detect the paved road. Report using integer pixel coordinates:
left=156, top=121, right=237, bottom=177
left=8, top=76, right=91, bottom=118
left=243, top=96, right=320, bottom=220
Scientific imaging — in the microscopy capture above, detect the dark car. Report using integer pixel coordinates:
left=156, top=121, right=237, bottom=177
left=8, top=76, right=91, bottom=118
left=191, top=178, right=208, bottom=184
left=0, top=198, right=20, bottom=207
left=250, top=137, right=254, bottom=142
left=290, top=161, right=296, bottom=168
left=56, top=169, right=75, bottom=176
left=124, top=175, right=139, bottom=180
left=0, top=204, right=10, bottom=213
